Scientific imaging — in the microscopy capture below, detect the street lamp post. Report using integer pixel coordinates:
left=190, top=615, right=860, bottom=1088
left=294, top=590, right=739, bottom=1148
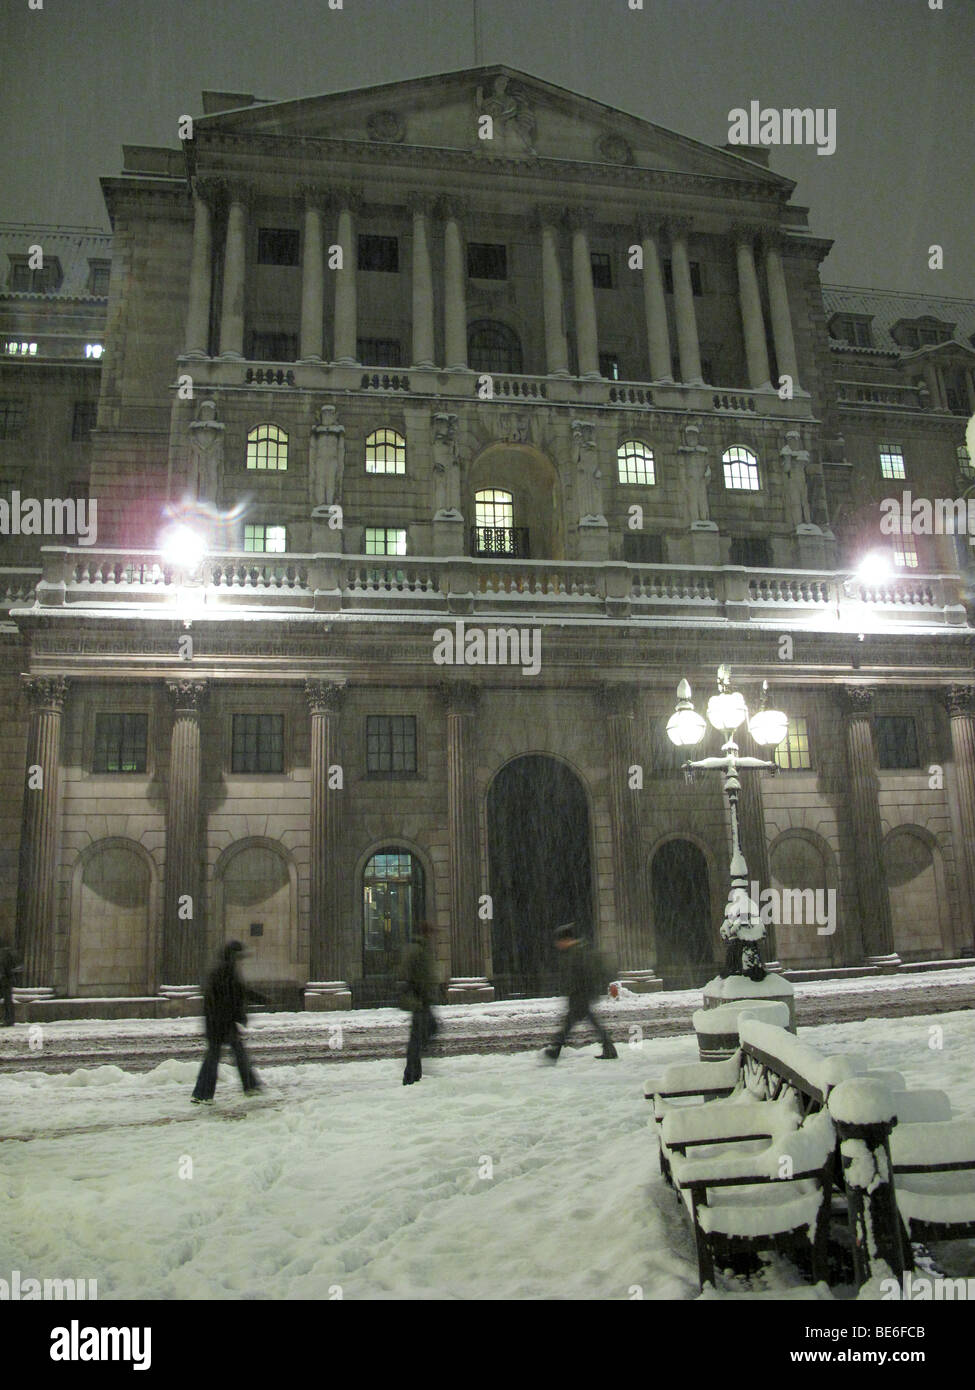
left=667, top=666, right=794, bottom=1004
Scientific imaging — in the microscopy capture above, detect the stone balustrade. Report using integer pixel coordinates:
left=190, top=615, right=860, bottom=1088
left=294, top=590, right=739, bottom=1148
left=19, top=546, right=970, bottom=628
left=835, top=380, right=927, bottom=410
left=0, top=567, right=41, bottom=612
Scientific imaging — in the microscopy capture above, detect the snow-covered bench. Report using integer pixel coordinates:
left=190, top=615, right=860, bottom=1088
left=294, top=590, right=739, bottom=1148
left=890, top=1118, right=975, bottom=1249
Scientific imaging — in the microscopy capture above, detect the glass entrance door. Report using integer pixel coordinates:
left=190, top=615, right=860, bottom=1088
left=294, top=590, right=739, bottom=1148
left=363, top=848, right=424, bottom=977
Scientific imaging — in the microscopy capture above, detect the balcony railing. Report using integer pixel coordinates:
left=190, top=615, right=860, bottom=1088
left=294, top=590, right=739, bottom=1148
left=20, top=548, right=971, bottom=630
left=0, top=566, right=40, bottom=612
left=836, top=381, right=926, bottom=410
left=470, top=526, right=530, bottom=558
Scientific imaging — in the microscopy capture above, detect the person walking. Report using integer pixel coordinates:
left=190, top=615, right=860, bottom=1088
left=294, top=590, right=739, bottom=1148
left=0, top=943, right=22, bottom=1027
left=399, top=921, right=439, bottom=1086
left=191, top=941, right=267, bottom=1104
left=544, top=924, right=618, bottom=1061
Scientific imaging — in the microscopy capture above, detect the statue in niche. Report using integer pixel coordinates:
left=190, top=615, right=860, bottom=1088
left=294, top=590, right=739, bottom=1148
left=781, top=430, right=812, bottom=530
left=432, top=412, right=461, bottom=517
left=309, top=406, right=345, bottom=508
left=475, top=75, right=536, bottom=155
left=572, top=420, right=603, bottom=521
left=187, top=397, right=225, bottom=502
left=680, top=423, right=711, bottom=525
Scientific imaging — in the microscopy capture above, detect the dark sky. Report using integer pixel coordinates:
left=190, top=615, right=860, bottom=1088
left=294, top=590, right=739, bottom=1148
left=1, top=0, right=972, bottom=297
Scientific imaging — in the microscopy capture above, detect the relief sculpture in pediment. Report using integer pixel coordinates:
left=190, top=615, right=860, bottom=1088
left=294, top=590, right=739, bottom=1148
left=475, top=75, right=536, bottom=155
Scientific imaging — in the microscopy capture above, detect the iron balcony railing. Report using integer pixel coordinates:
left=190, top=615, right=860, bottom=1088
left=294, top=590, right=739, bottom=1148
left=471, top=525, right=530, bottom=558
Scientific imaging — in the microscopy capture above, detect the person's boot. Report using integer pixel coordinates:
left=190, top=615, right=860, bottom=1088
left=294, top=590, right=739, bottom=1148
left=597, top=1041, right=618, bottom=1059
left=542, top=1045, right=560, bottom=1062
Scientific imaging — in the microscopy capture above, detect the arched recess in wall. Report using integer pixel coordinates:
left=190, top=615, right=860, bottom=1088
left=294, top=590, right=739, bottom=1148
left=70, top=838, right=156, bottom=997
left=881, top=825, right=948, bottom=961
left=648, top=833, right=718, bottom=987
left=467, top=441, right=564, bottom=561
left=768, top=829, right=837, bottom=968
left=213, top=838, right=299, bottom=982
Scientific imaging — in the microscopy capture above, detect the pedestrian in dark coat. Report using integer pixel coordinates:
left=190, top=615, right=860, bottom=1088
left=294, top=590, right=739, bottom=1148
left=191, top=941, right=268, bottom=1103
left=399, top=921, right=439, bottom=1085
left=544, top=925, right=618, bottom=1061
left=0, top=944, right=22, bottom=1027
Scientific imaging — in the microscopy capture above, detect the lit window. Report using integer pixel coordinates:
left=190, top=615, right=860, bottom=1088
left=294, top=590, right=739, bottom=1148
left=774, top=717, right=812, bottom=771
left=93, top=713, right=148, bottom=774
left=5, top=341, right=37, bottom=356
left=893, top=534, right=918, bottom=568
left=243, top=524, right=286, bottom=552
left=364, top=528, right=407, bottom=556
left=617, top=440, right=655, bottom=485
left=365, top=428, right=405, bottom=475
left=722, top=446, right=760, bottom=491
left=231, top=714, right=284, bottom=774
left=475, top=490, right=513, bottom=530
left=85, top=343, right=104, bottom=359
left=246, top=424, right=288, bottom=471
left=879, top=443, right=905, bottom=480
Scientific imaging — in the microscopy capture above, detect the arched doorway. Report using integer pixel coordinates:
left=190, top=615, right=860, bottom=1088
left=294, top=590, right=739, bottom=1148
left=487, top=755, right=592, bottom=998
left=362, top=846, right=426, bottom=982
left=651, top=838, right=714, bottom=988
left=75, top=841, right=151, bottom=996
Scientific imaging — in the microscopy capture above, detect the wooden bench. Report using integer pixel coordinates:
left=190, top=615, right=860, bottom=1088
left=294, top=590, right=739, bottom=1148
left=890, top=1117, right=975, bottom=1251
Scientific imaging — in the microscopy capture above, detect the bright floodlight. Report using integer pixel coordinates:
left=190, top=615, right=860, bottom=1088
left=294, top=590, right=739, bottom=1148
left=707, top=689, right=748, bottom=733
left=667, top=678, right=707, bottom=747
left=160, top=524, right=206, bottom=571
left=748, top=705, right=788, bottom=746
left=854, top=551, right=892, bottom=586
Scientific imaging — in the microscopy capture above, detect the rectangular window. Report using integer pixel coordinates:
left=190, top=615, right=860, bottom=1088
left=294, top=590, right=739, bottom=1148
left=879, top=443, right=906, bottom=480
left=93, top=713, right=148, bottom=774
left=774, top=717, right=812, bottom=771
left=10, top=264, right=31, bottom=292
left=663, top=260, right=703, bottom=295
left=364, top=527, right=407, bottom=556
left=88, top=262, right=111, bottom=296
left=249, top=331, right=298, bottom=362
left=243, top=524, right=287, bottom=553
left=590, top=252, right=612, bottom=289
left=231, top=713, right=284, bottom=774
left=893, top=534, right=919, bottom=568
left=358, top=235, right=399, bottom=273
left=467, top=243, right=507, bottom=280
left=730, top=537, right=772, bottom=567
left=357, top=338, right=402, bottom=367
left=257, top=228, right=300, bottom=266
left=0, top=400, right=27, bottom=439
left=366, top=714, right=417, bottom=774
left=9, top=258, right=61, bottom=292
left=599, top=352, right=621, bottom=381
left=72, top=401, right=98, bottom=441
left=874, top=715, right=920, bottom=770
left=622, top=532, right=662, bottom=563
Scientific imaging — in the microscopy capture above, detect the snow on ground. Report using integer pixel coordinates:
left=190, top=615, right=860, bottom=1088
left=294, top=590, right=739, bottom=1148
left=1, top=1009, right=974, bottom=1300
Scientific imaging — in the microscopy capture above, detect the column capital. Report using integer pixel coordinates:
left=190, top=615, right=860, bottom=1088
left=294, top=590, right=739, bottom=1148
left=595, top=683, right=639, bottom=718
left=437, top=194, right=470, bottom=223
left=334, top=186, right=364, bottom=215
left=731, top=221, right=760, bottom=247
left=296, top=182, right=333, bottom=212
left=636, top=215, right=666, bottom=241
left=405, top=191, right=438, bottom=218
left=565, top=208, right=598, bottom=236
left=191, top=176, right=220, bottom=205
left=304, top=679, right=347, bottom=715
left=664, top=216, right=693, bottom=243
left=222, top=179, right=255, bottom=211
left=758, top=224, right=787, bottom=253
left=165, top=678, right=209, bottom=712
left=530, top=204, right=564, bottom=233
left=836, top=685, right=876, bottom=716
left=438, top=679, right=480, bottom=715
left=21, top=674, right=69, bottom=712
left=942, top=684, right=975, bottom=718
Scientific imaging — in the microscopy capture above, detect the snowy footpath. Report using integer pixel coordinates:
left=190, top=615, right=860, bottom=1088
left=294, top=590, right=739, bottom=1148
left=2, top=1007, right=975, bottom=1300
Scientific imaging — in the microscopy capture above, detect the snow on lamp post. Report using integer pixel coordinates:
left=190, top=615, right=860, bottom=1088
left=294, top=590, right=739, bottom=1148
left=667, top=666, right=790, bottom=994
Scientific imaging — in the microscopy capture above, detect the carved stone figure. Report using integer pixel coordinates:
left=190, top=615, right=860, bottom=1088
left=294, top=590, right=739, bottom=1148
left=432, top=412, right=461, bottom=517
left=309, top=406, right=345, bottom=507
left=475, top=75, right=536, bottom=155
left=187, top=398, right=225, bottom=502
left=679, top=424, right=711, bottom=524
left=571, top=419, right=603, bottom=521
left=781, top=430, right=811, bottom=530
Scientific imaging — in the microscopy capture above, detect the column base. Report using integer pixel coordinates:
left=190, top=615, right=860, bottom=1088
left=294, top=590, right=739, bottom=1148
left=304, top=981, right=353, bottom=1010
left=616, top=970, right=664, bottom=994
left=157, top=984, right=204, bottom=1017
left=411, top=359, right=437, bottom=370
left=864, top=953, right=902, bottom=973
left=218, top=351, right=244, bottom=361
left=445, top=976, right=495, bottom=1003
left=182, top=349, right=211, bottom=360
left=298, top=354, right=325, bottom=365
left=333, top=357, right=360, bottom=367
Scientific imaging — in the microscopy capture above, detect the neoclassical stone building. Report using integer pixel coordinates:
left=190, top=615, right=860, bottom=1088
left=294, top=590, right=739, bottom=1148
left=1, top=68, right=974, bottom=1016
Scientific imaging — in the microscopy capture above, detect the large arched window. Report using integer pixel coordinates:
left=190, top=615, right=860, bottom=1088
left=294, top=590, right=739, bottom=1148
left=617, top=440, right=655, bottom=485
left=467, top=320, right=523, bottom=375
left=246, top=424, right=288, bottom=471
left=362, top=847, right=425, bottom=972
left=365, top=427, right=406, bottom=475
left=722, top=445, right=760, bottom=491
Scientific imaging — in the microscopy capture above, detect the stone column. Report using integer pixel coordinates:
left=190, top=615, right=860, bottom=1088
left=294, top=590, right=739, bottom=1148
left=733, top=224, right=771, bottom=390
left=162, top=679, right=208, bottom=985
left=218, top=185, right=248, bottom=359
left=439, top=681, right=493, bottom=1001
left=15, top=676, right=69, bottom=988
left=921, top=358, right=946, bottom=411
left=304, top=681, right=352, bottom=1008
left=441, top=198, right=468, bottom=371
left=535, top=208, right=569, bottom=377
left=409, top=195, right=436, bottom=369
left=184, top=183, right=213, bottom=358
left=332, top=191, right=361, bottom=365
left=836, top=687, right=899, bottom=967
left=761, top=228, right=800, bottom=390
left=298, top=186, right=327, bottom=363
left=667, top=218, right=704, bottom=385
left=942, top=685, right=975, bottom=952
left=570, top=215, right=601, bottom=378
left=597, top=685, right=660, bottom=990
left=639, top=219, right=672, bottom=382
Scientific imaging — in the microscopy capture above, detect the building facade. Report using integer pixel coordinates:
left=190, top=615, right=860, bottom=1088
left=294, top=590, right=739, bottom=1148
left=2, top=68, right=974, bottom=1015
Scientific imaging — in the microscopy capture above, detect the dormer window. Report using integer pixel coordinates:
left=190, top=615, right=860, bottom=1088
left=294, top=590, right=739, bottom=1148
left=891, top=317, right=953, bottom=351
left=829, top=314, right=873, bottom=348
left=87, top=260, right=111, bottom=296
left=8, top=256, right=63, bottom=293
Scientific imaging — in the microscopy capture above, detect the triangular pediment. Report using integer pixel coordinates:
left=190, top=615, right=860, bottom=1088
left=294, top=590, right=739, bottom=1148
left=196, top=66, right=790, bottom=187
